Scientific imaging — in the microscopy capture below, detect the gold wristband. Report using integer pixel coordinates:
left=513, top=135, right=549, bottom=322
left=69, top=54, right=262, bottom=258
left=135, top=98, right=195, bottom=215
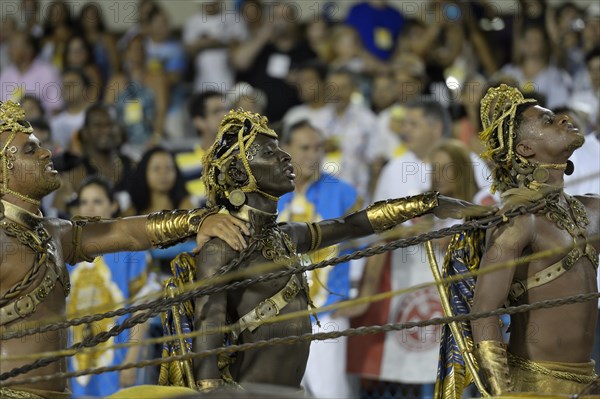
left=146, top=207, right=219, bottom=248
left=474, top=340, right=514, bottom=395
left=366, top=191, right=439, bottom=233
left=196, top=378, right=225, bottom=392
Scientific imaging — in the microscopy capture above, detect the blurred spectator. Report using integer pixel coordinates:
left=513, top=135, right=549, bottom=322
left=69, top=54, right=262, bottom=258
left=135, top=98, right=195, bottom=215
left=49, top=68, right=90, bottom=150
left=53, top=105, right=136, bottom=215
left=454, top=73, right=487, bottom=153
left=144, top=7, right=186, bottom=93
left=67, top=176, right=149, bottom=396
left=106, top=35, right=167, bottom=151
left=429, top=139, right=479, bottom=203
left=129, top=147, right=193, bottom=214
left=0, top=31, right=63, bottom=114
left=20, top=94, right=45, bottom=120
left=321, top=68, right=377, bottom=199
left=546, top=2, right=585, bottom=77
left=233, top=2, right=315, bottom=122
left=369, top=54, right=428, bottom=164
left=0, top=16, right=18, bottom=71
left=19, top=0, right=43, bottom=38
left=571, top=46, right=600, bottom=129
left=118, top=0, right=159, bottom=51
left=144, top=6, right=187, bottom=138
left=282, top=60, right=332, bottom=129
left=582, top=2, right=600, bottom=54
left=395, top=18, right=426, bottom=57
left=562, top=106, right=600, bottom=196
left=228, top=82, right=267, bottom=114
left=305, top=16, right=332, bottom=64
left=183, top=0, right=247, bottom=93
left=412, top=1, right=467, bottom=91
left=30, top=117, right=60, bottom=155
left=347, top=98, right=451, bottom=399
left=345, top=0, right=405, bottom=61
left=278, top=120, right=360, bottom=399
left=328, top=25, right=387, bottom=76
left=500, top=24, right=571, bottom=109
left=78, top=3, right=120, bottom=83
left=62, top=35, right=103, bottom=102
left=39, top=0, right=74, bottom=70
left=175, top=90, right=228, bottom=204
left=370, top=72, right=396, bottom=115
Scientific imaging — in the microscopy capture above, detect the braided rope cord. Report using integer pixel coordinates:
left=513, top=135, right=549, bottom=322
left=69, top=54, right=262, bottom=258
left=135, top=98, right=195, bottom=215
left=2, top=291, right=597, bottom=387
left=0, top=202, right=547, bottom=381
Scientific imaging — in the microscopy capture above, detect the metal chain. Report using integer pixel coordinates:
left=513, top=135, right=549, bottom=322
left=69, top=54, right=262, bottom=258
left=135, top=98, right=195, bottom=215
left=1, top=202, right=542, bottom=342
left=2, top=291, right=596, bottom=387
left=0, top=203, right=545, bottom=381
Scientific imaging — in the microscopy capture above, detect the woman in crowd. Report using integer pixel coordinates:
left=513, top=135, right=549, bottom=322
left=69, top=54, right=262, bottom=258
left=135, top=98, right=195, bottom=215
left=67, top=176, right=150, bottom=396
left=129, top=147, right=193, bottom=215
left=105, top=34, right=167, bottom=149
left=78, top=2, right=120, bottom=83
left=63, top=35, right=103, bottom=102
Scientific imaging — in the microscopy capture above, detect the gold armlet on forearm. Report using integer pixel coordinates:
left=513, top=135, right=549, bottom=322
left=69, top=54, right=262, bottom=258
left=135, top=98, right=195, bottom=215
left=474, top=340, right=514, bottom=395
left=306, top=222, right=323, bottom=251
left=196, top=379, right=225, bottom=392
left=146, top=207, right=219, bottom=248
left=366, top=191, right=439, bottom=233
left=70, top=216, right=102, bottom=263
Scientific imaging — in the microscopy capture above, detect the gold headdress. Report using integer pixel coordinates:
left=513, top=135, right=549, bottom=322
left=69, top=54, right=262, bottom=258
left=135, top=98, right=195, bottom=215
left=0, top=100, right=39, bottom=206
left=204, top=109, right=279, bottom=208
left=479, top=84, right=565, bottom=194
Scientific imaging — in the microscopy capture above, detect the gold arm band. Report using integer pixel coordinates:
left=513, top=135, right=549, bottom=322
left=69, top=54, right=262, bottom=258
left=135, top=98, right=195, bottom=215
left=314, top=222, right=322, bottom=249
left=474, top=340, right=514, bottom=395
left=365, top=191, right=439, bottom=233
left=196, top=379, right=226, bottom=392
left=146, top=207, right=219, bottom=248
left=70, top=216, right=102, bottom=263
left=306, top=222, right=317, bottom=251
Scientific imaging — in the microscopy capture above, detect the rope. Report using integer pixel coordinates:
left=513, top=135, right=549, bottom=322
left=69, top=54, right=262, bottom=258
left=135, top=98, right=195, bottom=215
left=1, top=202, right=544, bottom=342
left=1, top=235, right=592, bottom=381
left=4, top=239, right=573, bottom=363
left=2, top=291, right=597, bottom=388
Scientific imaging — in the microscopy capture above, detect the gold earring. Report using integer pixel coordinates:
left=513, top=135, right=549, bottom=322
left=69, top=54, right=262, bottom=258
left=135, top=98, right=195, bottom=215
left=228, top=189, right=246, bottom=207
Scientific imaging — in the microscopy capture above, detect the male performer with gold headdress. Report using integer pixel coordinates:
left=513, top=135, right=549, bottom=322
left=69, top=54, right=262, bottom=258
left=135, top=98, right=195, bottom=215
left=470, top=84, right=600, bottom=395
left=162, top=109, right=490, bottom=393
left=0, top=100, right=251, bottom=399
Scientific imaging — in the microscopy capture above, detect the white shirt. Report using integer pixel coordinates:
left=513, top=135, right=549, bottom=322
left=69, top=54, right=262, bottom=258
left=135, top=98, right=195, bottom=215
left=565, top=132, right=600, bottom=196
left=49, top=110, right=85, bottom=150
left=282, top=103, right=333, bottom=132
left=500, top=63, right=572, bottom=109
left=183, top=12, right=247, bottom=92
left=369, top=106, right=402, bottom=162
left=319, top=103, right=378, bottom=198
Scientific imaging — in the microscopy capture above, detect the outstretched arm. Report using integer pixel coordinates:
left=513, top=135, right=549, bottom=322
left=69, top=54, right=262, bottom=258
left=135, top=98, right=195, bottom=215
left=61, top=209, right=250, bottom=264
left=470, top=214, right=533, bottom=395
left=291, top=192, right=492, bottom=253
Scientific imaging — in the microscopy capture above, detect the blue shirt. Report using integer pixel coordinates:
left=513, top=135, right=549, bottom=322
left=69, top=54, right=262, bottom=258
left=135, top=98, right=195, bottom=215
left=346, top=2, right=405, bottom=60
left=278, top=173, right=360, bottom=311
left=67, top=251, right=148, bottom=398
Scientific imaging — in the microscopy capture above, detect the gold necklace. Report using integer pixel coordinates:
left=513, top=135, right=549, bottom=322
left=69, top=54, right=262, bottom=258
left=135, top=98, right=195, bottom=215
left=543, top=192, right=588, bottom=237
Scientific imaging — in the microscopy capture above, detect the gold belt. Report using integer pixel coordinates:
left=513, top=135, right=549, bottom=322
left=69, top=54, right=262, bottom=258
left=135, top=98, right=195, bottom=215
left=229, top=274, right=302, bottom=341
left=0, top=264, right=59, bottom=326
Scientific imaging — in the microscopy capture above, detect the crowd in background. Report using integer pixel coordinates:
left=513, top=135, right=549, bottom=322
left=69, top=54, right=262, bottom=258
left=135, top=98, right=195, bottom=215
left=1, top=0, right=599, bottom=398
